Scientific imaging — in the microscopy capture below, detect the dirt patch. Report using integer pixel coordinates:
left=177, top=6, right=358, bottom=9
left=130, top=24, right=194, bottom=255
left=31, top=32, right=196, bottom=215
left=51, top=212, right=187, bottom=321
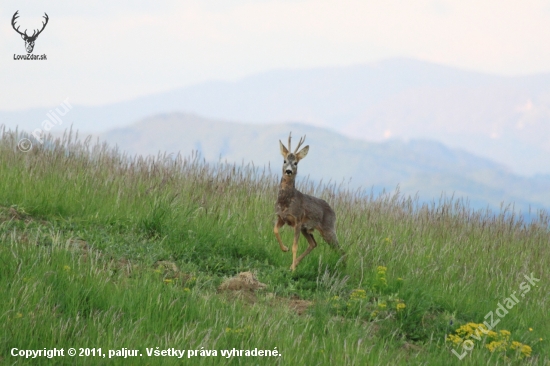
left=66, top=238, right=92, bottom=263
left=287, top=299, right=313, bottom=315
left=217, top=272, right=268, bottom=304
left=217, top=272, right=314, bottom=315
left=0, top=205, right=28, bottom=223
left=218, top=272, right=267, bottom=292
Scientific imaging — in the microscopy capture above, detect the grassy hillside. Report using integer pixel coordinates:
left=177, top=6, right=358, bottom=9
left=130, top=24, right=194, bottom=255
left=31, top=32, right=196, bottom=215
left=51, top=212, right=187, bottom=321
left=1, top=127, right=548, bottom=365
left=100, top=113, right=550, bottom=216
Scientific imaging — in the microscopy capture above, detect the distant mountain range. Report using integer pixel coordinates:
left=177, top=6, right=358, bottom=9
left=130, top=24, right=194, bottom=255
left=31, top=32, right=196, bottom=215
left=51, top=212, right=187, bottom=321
left=2, top=58, right=549, bottom=176
left=99, top=113, right=550, bottom=215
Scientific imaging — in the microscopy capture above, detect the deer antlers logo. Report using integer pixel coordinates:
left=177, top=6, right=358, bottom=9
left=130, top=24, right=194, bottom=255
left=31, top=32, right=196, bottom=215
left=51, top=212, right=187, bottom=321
left=12, top=10, right=49, bottom=54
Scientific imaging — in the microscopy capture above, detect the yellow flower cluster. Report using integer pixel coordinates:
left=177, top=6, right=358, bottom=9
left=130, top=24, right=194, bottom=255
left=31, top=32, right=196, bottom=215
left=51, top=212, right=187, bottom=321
left=346, top=289, right=368, bottom=308
left=350, top=289, right=367, bottom=300
left=396, top=302, right=406, bottom=312
left=510, top=341, right=532, bottom=358
left=447, top=334, right=464, bottom=346
left=375, top=266, right=388, bottom=289
left=447, top=323, right=532, bottom=359
left=485, top=339, right=532, bottom=358
left=453, top=323, right=496, bottom=338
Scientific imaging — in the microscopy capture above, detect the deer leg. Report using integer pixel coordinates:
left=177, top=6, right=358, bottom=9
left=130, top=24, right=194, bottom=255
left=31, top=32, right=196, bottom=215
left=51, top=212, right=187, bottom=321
left=293, top=228, right=318, bottom=269
left=289, top=225, right=302, bottom=271
left=273, top=217, right=288, bottom=252
left=321, top=229, right=345, bottom=256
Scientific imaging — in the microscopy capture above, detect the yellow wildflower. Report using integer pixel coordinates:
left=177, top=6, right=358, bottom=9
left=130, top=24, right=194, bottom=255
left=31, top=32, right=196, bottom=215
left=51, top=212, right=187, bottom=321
left=510, top=341, right=532, bottom=358
left=396, top=302, right=406, bottom=311
left=447, top=334, right=463, bottom=345
left=486, top=341, right=507, bottom=353
left=350, top=289, right=367, bottom=299
left=521, top=345, right=532, bottom=358
left=499, top=330, right=511, bottom=339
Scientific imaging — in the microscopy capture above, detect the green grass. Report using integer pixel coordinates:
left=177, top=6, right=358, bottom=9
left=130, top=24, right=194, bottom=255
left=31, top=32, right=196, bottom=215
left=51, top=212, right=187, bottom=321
left=0, top=127, right=548, bottom=365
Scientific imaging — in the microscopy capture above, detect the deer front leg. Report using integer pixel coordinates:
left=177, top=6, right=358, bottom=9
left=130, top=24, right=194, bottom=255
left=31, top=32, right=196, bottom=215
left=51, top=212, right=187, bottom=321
left=290, top=225, right=302, bottom=271
left=273, top=217, right=288, bottom=252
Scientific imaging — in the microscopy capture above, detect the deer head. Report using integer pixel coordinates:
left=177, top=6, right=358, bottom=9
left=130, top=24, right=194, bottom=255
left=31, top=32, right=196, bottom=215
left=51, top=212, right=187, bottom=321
left=279, top=133, right=309, bottom=178
left=12, top=11, right=49, bottom=54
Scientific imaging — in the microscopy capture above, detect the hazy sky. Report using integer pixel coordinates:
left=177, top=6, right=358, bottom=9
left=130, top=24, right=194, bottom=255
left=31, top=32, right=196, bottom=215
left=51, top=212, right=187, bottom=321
left=2, top=0, right=550, bottom=110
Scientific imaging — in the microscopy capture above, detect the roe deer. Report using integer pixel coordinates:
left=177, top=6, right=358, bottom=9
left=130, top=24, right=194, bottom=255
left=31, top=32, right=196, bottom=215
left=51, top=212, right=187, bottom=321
left=274, top=133, right=345, bottom=271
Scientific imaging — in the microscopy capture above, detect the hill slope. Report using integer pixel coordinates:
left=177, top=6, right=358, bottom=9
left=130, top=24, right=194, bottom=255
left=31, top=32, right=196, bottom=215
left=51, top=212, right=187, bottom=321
left=1, top=128, right=548, bottom=364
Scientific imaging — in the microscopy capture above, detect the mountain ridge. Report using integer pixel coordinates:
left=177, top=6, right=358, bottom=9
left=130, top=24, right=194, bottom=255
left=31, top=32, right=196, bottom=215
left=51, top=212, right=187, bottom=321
left=3, top=58, right=549, bottom=175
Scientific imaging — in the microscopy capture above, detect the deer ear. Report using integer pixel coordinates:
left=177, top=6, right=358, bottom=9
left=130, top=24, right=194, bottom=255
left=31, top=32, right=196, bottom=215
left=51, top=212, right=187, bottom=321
left=296, top=145, right=309, bottom=161
left=279, top=140, right=288, bottom=157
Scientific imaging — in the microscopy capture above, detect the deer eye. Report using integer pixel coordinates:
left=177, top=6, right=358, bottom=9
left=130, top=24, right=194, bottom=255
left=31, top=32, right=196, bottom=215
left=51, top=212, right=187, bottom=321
left=293, top=162, right=297, bottom=166
left=284, top=160, right=287, bottom=163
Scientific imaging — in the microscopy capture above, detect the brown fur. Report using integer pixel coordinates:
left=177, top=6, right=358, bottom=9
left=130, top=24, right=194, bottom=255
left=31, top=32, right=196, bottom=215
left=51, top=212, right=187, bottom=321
left=274, top=133, right=345, bottom=271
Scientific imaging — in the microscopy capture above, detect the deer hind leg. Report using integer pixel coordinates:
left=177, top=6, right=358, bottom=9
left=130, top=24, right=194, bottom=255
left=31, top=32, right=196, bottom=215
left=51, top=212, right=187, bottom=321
left=289, top=225, right=303, bottom=271
left=273, top=217, right=288, bottom=252
left=321, top=229, right=346, bottom=258
left=291, top=227, right=318, bottom=270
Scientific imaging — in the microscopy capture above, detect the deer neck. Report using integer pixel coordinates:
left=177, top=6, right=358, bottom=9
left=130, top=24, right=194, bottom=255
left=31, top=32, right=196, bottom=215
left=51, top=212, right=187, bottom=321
left=278, top=174, right=298, bottom=208
left=279, top=173, right=297, bottom=190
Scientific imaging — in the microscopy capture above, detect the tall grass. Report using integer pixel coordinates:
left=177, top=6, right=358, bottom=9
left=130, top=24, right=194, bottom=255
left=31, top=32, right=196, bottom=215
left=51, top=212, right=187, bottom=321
left=1, top=126, right=548, bottom=365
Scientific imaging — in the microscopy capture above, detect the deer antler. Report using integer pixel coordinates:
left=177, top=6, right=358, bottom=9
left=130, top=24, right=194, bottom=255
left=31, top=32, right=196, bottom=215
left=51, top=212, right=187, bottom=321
left=32, top=13, right=49, bottom=39
left=11, top=11, right=26, bottom=37
left=12, top=11, right=48, bottom=40
left=287, top=132, right=292, bottom=152
left=294, top=135, right=306, bottom=153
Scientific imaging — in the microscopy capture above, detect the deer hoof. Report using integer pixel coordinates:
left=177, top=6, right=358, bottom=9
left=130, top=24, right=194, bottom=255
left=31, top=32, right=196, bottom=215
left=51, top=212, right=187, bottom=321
left=281, top=246, right=289, bottom=252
